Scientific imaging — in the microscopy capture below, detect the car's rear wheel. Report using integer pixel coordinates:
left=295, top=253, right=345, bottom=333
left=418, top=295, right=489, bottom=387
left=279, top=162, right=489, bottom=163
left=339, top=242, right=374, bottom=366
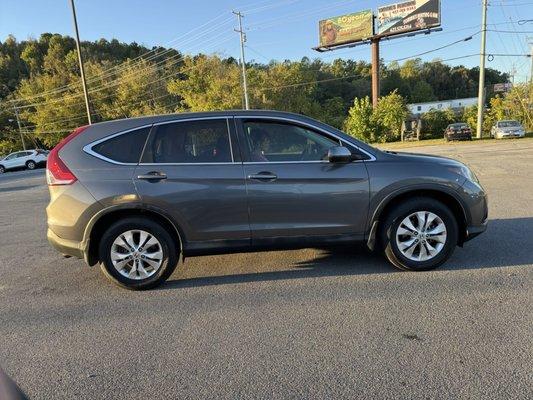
left=0, top=165, right=4, bottom=174
left=99, top=217, right=179, bottom=290
left=380, top=197, right=458, bottom=271
left=26, top=160, right=36, bottom=170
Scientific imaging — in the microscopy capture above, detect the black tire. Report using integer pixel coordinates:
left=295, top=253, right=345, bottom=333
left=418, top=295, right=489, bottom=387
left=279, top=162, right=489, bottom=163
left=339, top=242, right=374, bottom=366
left=380, top=197, right=458, bottom=271
left=98, top=217, right=179, bottom=290
left=0, top=165, right=4, bottom=174
left=26, top=160, right=36, bottom=170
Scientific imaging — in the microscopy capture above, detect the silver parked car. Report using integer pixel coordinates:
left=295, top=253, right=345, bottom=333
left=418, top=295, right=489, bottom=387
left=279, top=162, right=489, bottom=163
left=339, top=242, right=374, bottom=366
left=0, top=149, right=48, bottom=173
left=46, top=110, right=488, bottom=290
left=491, top=120, right=526, bottom=139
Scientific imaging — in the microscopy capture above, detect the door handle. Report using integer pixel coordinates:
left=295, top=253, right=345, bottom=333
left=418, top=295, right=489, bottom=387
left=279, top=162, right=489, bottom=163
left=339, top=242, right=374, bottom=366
left=248, top=172, right=277, bottom=181
left=137, top=171, right=167, bottom=181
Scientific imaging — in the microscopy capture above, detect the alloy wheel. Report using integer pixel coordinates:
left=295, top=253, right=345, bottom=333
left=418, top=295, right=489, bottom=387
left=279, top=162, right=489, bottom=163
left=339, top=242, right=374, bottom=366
left=395, top=211, right=447, bottom=262
left=110, top=230, right=163, bottom=280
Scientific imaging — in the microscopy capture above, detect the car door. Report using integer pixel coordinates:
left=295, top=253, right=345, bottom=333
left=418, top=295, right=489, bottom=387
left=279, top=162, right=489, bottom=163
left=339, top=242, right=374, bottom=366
left=3, top=152, right=21, bottom=169
left=18, top=151, right=32, bottom=167
left=236, top=117, right=370, bottom=241
left=134, top=117, right=250, bottom=246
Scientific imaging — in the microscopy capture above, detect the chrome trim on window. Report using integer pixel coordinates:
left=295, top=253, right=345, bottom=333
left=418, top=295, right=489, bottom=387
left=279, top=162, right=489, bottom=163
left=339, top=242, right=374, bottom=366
left=137, top=162, right=237, bottom=166
left=83, top=124, right=153, bottom=166
left=83, top=114, right=376, bottom=166
left=243, top=160, right=329, bottom=165
left=84, top=117, right=236, bottom=166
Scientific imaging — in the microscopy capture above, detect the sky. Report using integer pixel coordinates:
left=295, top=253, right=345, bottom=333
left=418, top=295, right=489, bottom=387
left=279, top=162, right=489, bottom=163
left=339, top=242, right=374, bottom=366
left=1, top=0, right=532, bottom=84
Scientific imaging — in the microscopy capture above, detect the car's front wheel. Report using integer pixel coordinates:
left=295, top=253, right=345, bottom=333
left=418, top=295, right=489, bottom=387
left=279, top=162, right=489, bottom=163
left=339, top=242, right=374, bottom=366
left=98, top=217, right=179, bottom=290
left=26, top=160, right=36, bottom=170
left=381, top=198, right=458, bottom=271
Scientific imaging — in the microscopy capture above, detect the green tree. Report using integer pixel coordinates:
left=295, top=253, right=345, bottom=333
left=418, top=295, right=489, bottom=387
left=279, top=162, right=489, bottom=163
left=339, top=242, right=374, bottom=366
left=167, top=55, right=244, bottom=111
left=320, top=97, right=346, bottom=129
left=373, top=90, right=409, bottom=142
left=0, top=33, right=516, bottom=149
left=343, top=97, right=380, bottom=142
left=99, top=59, right=172, bottom=119
left=258, top=60, right=319, bottom=115
left=500, top=83, right=532, bottom=131
left=421, top=108, right=456, bottom=139
left=410, top=80, right=436, bottom=103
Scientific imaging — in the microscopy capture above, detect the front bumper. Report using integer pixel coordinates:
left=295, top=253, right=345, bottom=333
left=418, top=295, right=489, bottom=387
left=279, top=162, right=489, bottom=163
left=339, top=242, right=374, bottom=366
left=47, top=228, right=86, bottom=260
left=464, top=219, right=488, bottom=242
left=496, top=131, right=525, bottom=138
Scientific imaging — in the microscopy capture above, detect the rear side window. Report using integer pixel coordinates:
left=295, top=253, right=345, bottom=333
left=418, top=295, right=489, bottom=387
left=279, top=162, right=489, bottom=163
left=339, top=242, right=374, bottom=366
left=142, top=119, right=232, bottom=164
left=92, top=127, right=150, bottom=163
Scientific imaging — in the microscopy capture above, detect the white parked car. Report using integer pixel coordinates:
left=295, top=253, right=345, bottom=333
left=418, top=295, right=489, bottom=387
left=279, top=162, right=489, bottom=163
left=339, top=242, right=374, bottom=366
left=0, top=149, right=48, bottom=173
left=491, top=120, right=526, bottom=139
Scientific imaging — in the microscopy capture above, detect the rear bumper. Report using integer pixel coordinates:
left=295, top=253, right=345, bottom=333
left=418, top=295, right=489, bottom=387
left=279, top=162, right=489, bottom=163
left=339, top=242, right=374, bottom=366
left=446, top=133, right=472, bottom=140
left=47, top=228, right=86, bottom=260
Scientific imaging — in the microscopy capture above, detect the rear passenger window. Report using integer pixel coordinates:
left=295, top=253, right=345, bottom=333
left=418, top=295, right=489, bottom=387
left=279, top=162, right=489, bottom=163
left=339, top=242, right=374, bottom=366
left=142, top=119, right=232, bottom=164
left=92, top=127, right=150, bottom=163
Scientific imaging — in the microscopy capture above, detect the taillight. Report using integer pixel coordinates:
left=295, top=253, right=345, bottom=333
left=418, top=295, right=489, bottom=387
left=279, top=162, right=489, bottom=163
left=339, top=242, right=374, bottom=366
left=46, top=125, right=88, bottom=186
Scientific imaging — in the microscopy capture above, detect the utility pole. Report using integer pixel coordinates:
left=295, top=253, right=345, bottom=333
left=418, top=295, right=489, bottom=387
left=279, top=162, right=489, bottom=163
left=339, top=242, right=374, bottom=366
left=527, top=36, right=533, bottom=85
left=476, top=0, right=488, bottom=139
left=371, top=38, right=380, bottom=108
left=69, top=0, right=92, bottom=124
left=13, top=106, right=27, bottom=150
left=233, top=10, right=250, bottom=110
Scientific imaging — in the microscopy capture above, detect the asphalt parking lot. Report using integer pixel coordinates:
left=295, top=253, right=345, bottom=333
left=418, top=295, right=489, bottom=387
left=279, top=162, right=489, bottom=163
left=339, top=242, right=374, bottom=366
left=0, top=140, right=532, bottom=399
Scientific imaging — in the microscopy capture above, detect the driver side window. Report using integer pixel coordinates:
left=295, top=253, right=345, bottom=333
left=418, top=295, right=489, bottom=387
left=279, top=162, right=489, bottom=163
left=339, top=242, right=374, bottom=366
left=242, top=121, right=338, bottom=162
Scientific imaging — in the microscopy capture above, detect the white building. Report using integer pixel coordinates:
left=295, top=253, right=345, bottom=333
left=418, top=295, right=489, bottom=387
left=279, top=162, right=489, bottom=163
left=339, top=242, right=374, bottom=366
left=408, top=97, right=478, bottom=116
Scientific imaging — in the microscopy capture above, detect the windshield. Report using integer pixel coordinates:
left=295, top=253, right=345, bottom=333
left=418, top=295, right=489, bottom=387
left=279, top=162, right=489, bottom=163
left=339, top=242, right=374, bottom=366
left=450, top=123, right=468, bottom=129
left=498, top=121, right=520, bottom=128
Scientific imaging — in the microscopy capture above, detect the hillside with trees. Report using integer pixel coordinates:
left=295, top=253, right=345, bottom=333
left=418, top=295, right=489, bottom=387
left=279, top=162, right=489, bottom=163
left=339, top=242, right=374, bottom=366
left=0, top=33, right=519, bottom=153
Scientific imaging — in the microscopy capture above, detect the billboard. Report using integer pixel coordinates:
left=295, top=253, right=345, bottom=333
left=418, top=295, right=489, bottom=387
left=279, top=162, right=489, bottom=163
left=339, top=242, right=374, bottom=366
left=493, top=83, right=513, bottom=93
left=319, top=10, right=373, bottom=48
left=378, top=0, right=441, bottom=37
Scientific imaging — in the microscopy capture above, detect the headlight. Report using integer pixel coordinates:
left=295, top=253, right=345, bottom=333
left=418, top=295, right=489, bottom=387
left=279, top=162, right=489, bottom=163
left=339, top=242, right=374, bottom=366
left=447, top=164, right=479, bottom=183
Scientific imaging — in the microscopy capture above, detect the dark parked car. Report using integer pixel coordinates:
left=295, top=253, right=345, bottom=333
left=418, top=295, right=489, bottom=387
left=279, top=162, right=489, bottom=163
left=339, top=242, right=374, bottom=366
left=444, top=123, right=472, bottom=141
left=46, top=110, right=487, bottom=289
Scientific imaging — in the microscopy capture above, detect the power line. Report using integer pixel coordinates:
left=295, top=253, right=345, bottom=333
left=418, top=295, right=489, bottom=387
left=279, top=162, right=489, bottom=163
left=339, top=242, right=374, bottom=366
left=8, top=34, right=235, bottom=124
left=387, top=33, right=480, bottom=63
left=8, top=12, right=233, bottom=104
left=8, top=30, right=235, bottom=111
left=488, top=29, right=533, bottom=33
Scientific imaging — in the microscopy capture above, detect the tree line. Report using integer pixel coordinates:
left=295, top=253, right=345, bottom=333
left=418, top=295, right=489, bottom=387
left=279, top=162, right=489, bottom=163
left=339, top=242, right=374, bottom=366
left=0, top=33, right=516, bottom=153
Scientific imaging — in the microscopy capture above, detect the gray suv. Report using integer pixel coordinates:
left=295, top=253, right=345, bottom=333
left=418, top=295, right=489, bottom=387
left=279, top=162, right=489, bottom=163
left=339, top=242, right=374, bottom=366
left=46, top=110, right=487, bottom=289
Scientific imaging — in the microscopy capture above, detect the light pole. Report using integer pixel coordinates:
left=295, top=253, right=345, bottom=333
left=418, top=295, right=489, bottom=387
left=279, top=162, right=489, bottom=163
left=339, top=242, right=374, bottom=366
left=69, top=0, right=92, bottom=124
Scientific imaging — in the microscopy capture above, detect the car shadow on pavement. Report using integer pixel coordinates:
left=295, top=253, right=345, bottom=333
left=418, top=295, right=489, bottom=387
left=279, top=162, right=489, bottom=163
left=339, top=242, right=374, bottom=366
left=0, top=184, right=41, bottom=193
left=160, top=217, right=533, bottom=290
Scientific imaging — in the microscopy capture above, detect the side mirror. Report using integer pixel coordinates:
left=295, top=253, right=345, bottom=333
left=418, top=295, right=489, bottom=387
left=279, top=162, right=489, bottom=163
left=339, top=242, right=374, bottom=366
left=327, top=146, right=352, bottom=163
